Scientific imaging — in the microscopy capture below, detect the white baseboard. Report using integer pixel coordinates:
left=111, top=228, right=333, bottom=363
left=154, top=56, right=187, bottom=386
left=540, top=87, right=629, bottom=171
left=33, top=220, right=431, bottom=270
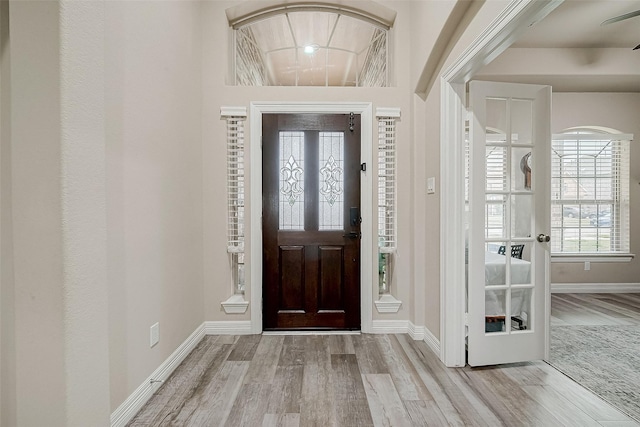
left=110, top=323, right=206, bottom=427
left=110, top=320, right=254, bottom=427
left=204, top=320, right=253, bottom=335
left=408, top=321, right=424, bottom=340
left=371, top=320, right=441, bottom=358
left=422, top=326, right=441, bottom=358
left=371, top=319, right=409, bottom=334
left=551, top=282, right=640, bottom=293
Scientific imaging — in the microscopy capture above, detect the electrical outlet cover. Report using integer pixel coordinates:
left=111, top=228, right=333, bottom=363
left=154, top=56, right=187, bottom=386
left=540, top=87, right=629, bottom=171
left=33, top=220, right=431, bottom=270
left=150, top=322, right=159, bottom=347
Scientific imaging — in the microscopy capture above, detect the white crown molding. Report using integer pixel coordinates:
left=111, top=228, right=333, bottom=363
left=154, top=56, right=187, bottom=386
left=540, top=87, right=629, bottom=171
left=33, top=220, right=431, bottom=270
left=110, top=323, right=206, bottom=427
left=551, top=283, right=640, bottom=293
left=221, top=294, right=249, bottom=314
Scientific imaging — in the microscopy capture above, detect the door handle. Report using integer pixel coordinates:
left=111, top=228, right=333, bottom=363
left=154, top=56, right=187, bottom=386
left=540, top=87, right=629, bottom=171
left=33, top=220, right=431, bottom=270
left=537, top=234, right=551, bottom=242
left=343, top=231, right=361, bottom=239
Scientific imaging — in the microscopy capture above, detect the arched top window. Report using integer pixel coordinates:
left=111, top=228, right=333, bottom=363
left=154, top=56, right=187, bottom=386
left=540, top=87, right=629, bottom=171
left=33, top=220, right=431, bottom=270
left=229, top=3, right=394, bottom=87
left=551, top=127, right=633, bottom=255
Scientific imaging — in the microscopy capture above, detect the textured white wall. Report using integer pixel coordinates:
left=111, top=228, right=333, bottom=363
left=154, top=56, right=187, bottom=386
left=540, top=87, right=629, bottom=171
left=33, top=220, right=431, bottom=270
left=201, top=1, right=416, bottom=323
left=59, top=1, right=111, bottom=424
left=106, top=1, right=205, bottom=410
left=551, top=93, right=640, bottom=284
left=8, top=1, right=112, bottom=425
left=2, top=0, right=514, bottom=419
left=0, top=1, right=16, bottom=425
left=10, top=2, right=67, bottom=424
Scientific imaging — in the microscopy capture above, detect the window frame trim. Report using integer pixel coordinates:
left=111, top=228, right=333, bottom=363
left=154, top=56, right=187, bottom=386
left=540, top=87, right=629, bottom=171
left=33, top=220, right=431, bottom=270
left=550, top=131, right=633, bottom=258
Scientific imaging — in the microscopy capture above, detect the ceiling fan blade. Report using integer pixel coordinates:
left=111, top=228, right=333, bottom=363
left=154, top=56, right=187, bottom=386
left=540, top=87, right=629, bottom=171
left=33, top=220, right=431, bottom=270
left=601, top=9, right=640, bottom=25
left=634, top=43, right=640, bottom=50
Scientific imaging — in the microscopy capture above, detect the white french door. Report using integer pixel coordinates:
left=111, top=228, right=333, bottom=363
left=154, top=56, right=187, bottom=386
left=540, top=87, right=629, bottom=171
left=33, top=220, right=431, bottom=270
left=467, top=81, right=551, bottom=366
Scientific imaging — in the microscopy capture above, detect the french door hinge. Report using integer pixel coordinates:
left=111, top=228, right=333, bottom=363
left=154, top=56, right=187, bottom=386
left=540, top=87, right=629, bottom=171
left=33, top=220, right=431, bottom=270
left=349, top=112, right=355, bottom=132
left=360, top=163, right=366, bottom=172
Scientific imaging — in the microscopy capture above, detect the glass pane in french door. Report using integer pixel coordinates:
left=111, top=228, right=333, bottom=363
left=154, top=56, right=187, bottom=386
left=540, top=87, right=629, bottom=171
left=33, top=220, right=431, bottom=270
left=484, top=96, right=535, bottom=335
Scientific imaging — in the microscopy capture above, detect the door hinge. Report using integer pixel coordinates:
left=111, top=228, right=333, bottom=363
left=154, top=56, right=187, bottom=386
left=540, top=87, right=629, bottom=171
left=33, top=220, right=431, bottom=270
left=464, top=312, right=469, bottom=326
left=360, top=163, right=366, bottom=172
left=349, top=112, right=355, bottom=132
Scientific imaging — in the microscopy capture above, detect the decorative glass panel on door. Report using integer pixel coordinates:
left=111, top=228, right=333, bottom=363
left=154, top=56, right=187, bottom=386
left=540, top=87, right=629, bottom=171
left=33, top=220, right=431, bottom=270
left=279, top=131, right=305, bottom=230
left=319, top=132, right=344, bottom=230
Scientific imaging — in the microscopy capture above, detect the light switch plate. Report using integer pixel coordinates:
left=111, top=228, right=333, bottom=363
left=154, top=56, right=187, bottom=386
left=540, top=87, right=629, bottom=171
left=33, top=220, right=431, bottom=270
left=427, top=177, right=436, bottom=194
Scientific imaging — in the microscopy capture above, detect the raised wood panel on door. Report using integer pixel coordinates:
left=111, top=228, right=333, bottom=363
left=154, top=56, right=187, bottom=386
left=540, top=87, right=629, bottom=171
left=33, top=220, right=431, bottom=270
left=263, top=113, right=361, bottom=330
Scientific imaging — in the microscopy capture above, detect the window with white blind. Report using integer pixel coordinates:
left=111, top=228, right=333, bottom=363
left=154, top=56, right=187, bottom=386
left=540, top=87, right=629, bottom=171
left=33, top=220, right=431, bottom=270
left=222, top=108, right=247, bottom=294
left=377, top=109, right=399, bottom=294
left=551, top=130, right=632, bottom=256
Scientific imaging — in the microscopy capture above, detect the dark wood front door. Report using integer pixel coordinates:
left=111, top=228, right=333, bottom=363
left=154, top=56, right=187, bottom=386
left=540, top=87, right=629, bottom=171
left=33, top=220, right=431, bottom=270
left=263, top=113, right=361, bottom=330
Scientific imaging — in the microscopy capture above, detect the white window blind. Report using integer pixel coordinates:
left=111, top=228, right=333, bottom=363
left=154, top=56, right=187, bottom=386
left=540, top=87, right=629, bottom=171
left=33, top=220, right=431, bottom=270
left=222, top=107, right=248, bottom=295
left=377, top=116, right=397, bottom=250
left=551, top=132, right=632, bottom=254
left=377, top=108, right=400, bottom=296
left=226, top=115, right=246, bottom=252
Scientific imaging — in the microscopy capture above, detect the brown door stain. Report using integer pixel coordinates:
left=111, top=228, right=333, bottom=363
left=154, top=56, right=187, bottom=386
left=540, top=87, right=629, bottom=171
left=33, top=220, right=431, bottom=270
left=262, top=114, right=361, bottom=330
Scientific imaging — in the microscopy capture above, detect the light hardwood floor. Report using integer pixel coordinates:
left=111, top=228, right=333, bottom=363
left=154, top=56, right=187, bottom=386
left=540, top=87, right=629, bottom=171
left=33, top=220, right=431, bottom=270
left=127, top=327, right=638, bottom=426
left=551, top=293, right=640, bottom=327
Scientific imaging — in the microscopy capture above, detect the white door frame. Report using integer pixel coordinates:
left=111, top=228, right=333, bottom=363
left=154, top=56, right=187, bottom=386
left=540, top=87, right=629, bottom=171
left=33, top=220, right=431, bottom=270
left=249, top=102, right=374, bottom=334
left=439, top=0, right=563, bottom=367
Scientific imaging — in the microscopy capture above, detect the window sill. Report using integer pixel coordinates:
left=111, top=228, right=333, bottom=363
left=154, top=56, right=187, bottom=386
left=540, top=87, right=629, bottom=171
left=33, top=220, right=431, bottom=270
left=551, top=253, right=635, bottom=263
left=374, top=294, right=402, bottom=313
left=221, top=294, right=249, bottom=314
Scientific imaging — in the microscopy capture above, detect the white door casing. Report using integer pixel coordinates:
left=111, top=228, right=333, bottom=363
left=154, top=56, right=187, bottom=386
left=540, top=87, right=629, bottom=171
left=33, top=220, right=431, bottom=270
left=249, top=102, right=374, bottom=334
left=439, top=0, right=562, bottom=367
left=467, top=81, right=551, bottom=366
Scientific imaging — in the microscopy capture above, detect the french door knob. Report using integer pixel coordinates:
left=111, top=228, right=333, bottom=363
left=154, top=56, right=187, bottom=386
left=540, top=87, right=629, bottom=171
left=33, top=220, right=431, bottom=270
left=537, top=234, right=551, bottom=243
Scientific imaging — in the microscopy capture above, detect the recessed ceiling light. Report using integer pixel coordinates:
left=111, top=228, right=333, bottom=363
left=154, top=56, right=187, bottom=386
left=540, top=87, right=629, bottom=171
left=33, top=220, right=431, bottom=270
left=304, top=44, right=319, bottom=54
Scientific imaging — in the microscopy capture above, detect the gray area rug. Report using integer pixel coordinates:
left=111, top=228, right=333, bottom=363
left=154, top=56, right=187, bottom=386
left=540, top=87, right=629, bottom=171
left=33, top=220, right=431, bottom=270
left=549, top=325, right=640, bottom=421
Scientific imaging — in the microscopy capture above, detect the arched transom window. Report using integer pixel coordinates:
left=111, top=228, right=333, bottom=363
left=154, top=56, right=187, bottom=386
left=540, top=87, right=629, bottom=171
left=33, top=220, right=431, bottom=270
left=230, top=4, right=392, bottom=87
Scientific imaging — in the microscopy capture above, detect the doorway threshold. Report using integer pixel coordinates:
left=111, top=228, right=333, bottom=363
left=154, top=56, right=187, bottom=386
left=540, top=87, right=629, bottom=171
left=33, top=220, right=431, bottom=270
left=262, top=330, right=361, bottom=336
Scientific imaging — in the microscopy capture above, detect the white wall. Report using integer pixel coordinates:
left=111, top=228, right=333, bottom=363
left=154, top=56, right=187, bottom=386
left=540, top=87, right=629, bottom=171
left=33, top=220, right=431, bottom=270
left=8, top=1, right=111, bottom=424
left=413, top=0, right=512, bottom=339
left=10, top=2, right=67, bottom=423
left=0, top=1, right=16, bottom=425
left=201, top=1, right=417, bottom=324
left=551, top=93, right=640, bottom=284
left=105, top=1, right=205, bottom=410
left=0, top=0, right=508, bottom=419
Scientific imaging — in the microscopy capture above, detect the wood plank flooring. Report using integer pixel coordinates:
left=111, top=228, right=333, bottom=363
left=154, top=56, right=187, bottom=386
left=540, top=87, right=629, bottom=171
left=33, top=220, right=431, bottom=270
left=551, top=293, right=640, bottom=327
left=128, top=329, right=637, bottom=426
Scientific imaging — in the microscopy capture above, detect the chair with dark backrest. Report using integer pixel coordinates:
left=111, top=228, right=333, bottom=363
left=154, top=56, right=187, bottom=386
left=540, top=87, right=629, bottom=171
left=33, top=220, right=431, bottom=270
left=497, top=244, right=524, bottom=259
